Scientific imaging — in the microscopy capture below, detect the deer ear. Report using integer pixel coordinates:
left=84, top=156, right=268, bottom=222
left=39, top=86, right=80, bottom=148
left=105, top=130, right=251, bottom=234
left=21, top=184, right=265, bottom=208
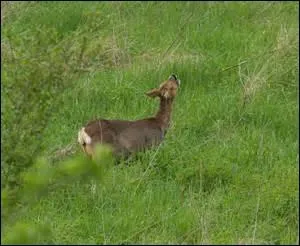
left=145, top=88, right=161, bottom=98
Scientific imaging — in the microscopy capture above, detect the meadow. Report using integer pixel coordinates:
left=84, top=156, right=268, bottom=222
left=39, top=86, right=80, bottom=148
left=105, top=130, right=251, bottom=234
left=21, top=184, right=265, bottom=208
left=1, top=1, right=299, bottom=244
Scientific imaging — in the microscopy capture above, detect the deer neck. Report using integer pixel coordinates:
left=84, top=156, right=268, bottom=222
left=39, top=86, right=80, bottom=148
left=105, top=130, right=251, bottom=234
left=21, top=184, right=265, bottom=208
left=155, top=97, right=174, bottom=131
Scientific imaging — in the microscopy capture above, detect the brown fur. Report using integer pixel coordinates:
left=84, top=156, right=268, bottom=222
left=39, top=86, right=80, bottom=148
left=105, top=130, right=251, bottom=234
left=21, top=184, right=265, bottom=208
left=78, top=74, right=180, bottom=159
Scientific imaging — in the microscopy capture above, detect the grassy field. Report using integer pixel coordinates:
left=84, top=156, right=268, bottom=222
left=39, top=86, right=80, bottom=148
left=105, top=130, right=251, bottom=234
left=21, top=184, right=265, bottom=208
left=1, top=1, right=299, bottom=244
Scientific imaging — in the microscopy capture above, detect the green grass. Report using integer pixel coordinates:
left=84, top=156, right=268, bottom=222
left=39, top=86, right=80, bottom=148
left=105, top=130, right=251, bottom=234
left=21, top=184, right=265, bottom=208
left=1, top=1, right=299, bottom=244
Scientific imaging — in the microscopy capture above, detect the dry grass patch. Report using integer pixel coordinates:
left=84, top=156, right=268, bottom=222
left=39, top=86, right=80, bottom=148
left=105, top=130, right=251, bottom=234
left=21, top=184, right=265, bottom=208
left=240, top=25, right=298, bottom=106
left=239, top=61, right=269, bottom=106
left=135, top=51, right=206, bottom=68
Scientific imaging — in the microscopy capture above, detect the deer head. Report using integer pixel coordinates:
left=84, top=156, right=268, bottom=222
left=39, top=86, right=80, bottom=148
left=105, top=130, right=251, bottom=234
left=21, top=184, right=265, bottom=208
left=146, top=74, right=181, bottom=99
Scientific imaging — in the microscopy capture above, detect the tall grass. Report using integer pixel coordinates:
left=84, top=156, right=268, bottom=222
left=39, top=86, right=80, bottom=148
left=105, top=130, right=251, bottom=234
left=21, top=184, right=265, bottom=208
left=1, top=1, right=298, bottom=244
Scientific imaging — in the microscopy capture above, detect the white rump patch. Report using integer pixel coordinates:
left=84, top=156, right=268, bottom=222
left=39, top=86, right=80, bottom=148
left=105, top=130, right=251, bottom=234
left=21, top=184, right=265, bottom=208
left=78, top=127, right=92, bottom=145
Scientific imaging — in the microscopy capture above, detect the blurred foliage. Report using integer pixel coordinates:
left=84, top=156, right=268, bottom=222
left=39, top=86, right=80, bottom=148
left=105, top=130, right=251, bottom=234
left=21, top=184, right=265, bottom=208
left=1, top=144, right=113, bottom=244
left=1, top=2, right=130, bottom=189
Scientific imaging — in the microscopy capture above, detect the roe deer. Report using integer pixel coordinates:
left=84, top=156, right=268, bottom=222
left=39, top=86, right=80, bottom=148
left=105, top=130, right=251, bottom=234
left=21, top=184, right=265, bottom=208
left=78, top=74, right=180, bottom=159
